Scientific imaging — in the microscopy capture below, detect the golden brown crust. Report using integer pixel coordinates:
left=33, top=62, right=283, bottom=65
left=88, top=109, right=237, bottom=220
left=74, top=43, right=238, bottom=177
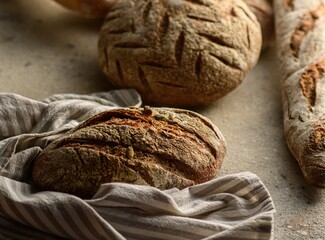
left=98, top=0, right=262, bottom=107
left=300, top=59, right=325, bottom=109
left=32, top=107, right=226, bottom=198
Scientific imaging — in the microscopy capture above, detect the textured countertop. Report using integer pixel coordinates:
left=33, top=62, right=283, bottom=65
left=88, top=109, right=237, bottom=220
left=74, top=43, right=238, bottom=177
left=1, top=0, right=325, bottom=239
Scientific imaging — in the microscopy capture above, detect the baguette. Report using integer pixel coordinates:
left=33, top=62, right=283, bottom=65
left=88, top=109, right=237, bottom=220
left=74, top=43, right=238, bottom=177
left=274, top=0, right=325, bottom=187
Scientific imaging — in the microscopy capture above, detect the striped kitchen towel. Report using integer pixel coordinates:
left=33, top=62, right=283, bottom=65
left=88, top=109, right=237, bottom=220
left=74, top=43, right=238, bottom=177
left=0, top=90, right=275, bottom=240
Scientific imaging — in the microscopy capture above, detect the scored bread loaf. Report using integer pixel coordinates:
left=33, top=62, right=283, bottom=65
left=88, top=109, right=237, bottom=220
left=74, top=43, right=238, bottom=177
left=32, top=107, right=226, bottom=198
left=98, top=0, right=262, bottom=107
left=274, top=0, right=325, bottom=187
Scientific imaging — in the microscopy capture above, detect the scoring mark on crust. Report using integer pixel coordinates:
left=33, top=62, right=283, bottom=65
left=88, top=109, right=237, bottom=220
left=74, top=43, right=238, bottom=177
left=246, top=25, right=251, bottom=49
left=187, top=14, right=215, bottom=23
left=157, top=81, right=187, bottom=89
left=308, top=115, right=325, bottom=151
left=142, top=1, right=152, bottom=22
left=116, top=60, right=124, bottom=82
left=138, top=66, right=152, bottom=91
left=104, top=49, right=109, bottom=72
left=140, top=61, right=171, bottom=68
left=198, top=32, right=234, bottom=49
left=131, top=18, right=136, bottom=33
left=209, top=52, right=242, bottom=70
left=114, top=42, right=149, bottom=49
left=175, top=31, right=185, bottom=66
left=159, top=13, right=170, bottom=39
left=195, top=53, right=202, bottom=80
left=300, top=59, right=325, bottom=109
left=290, top=5, right=325, bottom=57
left=184, top=0, right=206, bottom=6
left=232, top=6, right=257, bottom=24
left=104, top=6, right=125, bottom=23
left=284, top=91, right=294, bottom=120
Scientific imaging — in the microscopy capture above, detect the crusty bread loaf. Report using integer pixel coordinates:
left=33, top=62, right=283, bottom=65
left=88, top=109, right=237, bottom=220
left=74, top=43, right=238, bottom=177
left=32, top=107, right=226, bottom=198
left=98, top=0, right=262, bottom=107
left=274, top=0, right=325, bottom=187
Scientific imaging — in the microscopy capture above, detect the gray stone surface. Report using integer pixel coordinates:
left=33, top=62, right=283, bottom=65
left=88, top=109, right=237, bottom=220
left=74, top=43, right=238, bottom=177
left=0, top=0, right=324, bottom=239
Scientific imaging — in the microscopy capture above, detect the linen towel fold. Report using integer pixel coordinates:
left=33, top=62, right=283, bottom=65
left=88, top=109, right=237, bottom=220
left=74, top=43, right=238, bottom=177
left=0, top=90, right=275, bottom=240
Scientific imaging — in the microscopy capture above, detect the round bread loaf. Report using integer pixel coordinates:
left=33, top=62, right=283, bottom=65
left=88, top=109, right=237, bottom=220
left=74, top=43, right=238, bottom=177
left=32, top=107, right=226, bottom=198
left=98, top=0, right=262, bottom=107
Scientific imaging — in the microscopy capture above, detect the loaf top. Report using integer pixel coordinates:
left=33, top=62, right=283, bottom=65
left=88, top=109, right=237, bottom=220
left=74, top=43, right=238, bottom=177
left=98, top=0, right=262, bottom=106
left=32, top=107, right=226, bottom=198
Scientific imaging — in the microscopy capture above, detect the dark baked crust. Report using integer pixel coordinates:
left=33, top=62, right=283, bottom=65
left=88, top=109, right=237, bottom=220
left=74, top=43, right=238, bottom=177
left=32, top=107, right=226, bottom=198
left=98, top=0, right=262, bottom=107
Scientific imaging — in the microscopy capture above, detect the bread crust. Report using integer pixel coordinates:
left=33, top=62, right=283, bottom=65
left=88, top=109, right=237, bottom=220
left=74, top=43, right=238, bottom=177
left=98, top=0, right=262, bottom=107
left=274, top=0, right=325, bottom=187
left=243, top=0, right=274, bottom=48
left=32, top=107, right=226, bottom=198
